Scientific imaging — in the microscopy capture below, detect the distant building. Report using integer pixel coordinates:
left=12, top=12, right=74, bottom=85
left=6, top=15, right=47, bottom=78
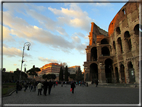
left=68, top=66, right=80, bottom=74
left=38, top=63, right=62, bottom=77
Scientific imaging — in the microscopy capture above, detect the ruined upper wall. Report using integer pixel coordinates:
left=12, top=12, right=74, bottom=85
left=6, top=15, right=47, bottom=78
left=89, top=22, right=108, bottom=45
left=91, top=22, right=108, bottom=36
left=108, top=1, right=139, bottom=37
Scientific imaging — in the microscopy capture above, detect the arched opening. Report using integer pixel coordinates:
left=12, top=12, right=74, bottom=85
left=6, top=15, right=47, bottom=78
left=116, top=27, right=121, bottom=35
left=102, top=46, right=110, bottom=56
left=113, top=41, right=116, bottom=50
left=105, top=59, right=113, bottom=83
left=90, top=63, right=98, bottom=82
left=124, top=31, right=132, bottom=51
left=115, top=67, right=119, bottom=83
left=134, top=24, right=139, bottom=35
left=128, top=61, right=135, bottom=83
left=91, top=47, right=97, bottom=61
left=117, top=37, right=123, bottom=54
left=120, top=64, right=125, bottom=83
left=101, top=38, right=108, bottom=44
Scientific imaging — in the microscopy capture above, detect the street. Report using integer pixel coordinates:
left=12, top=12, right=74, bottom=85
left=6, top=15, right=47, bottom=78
left=2, top=84, right=140, bottom=106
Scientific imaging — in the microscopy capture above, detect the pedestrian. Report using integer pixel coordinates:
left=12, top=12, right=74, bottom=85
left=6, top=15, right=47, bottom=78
left=95, top=79, right=99, bottom=87
left=37, top=81, right=43, bottom=95
left=33, top=81, right=37, bottom=92
left=61, top=81, right=63, bottom=87
left=30, top=83, right=33, bottom=92
left=24, top=82, right=28, bottom=92
left=56, top=81, right=58, bottom=86
left=43, top=80, right=48, bottom=96
left=48, top=80, right=53, bottom=95
left=16, top=81, right=19, bottom=93
left=28, top=82, right=31, bottom=89
left=71, top=81, right=75, bottom=94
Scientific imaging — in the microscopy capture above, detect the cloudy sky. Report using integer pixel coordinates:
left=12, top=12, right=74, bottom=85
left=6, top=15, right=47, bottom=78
left=1, top=0, right=128, bottom=72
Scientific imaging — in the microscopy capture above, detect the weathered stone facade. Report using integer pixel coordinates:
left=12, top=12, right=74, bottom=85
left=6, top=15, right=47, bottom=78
left=84, top=1, right=141, bottom=84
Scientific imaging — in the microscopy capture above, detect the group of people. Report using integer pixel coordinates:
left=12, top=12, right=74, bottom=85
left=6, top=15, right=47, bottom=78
left=37, top=80, right=53, bottom=96
left=16, top=80, right=53, bottom=96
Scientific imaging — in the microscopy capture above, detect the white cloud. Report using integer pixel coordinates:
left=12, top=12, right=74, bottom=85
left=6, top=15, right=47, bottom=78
left=2, top=26, right=14, bottom=41
left=14, top=64, right=17, bottom=66
left=48, top=3, right=92, bottom=32
left=73, top=32, right=85, bottom=38
left=3, top=11, right=74, bottom=51
left=75, top=43, right=87, bottom=54
left=38, top=57, right=59, bottom=63
left=3, top=46, right=30, bottom=57
left=28, top=4, right=47, bottom=11
left=56, top=27, right=69, bottom=36
left=71, top=36, right=81, bottom=43
left=3, top=3, right=88, bottom=54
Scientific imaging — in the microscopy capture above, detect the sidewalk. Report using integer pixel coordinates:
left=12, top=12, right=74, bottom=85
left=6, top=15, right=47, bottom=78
left=2, top=84, right=139, bottom=104
left=90, top=83, right=140, bottom=88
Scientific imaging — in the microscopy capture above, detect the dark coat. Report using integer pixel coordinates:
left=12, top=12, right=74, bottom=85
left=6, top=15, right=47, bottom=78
left=95, top=80, right=98, bottom=85
left=48, top=81, right=53, bottom=88
left=43, top=81, right=48, bottom=88
left=71, top=82, right=75, bottom=89
left=16, top=81, right=19, bottom=89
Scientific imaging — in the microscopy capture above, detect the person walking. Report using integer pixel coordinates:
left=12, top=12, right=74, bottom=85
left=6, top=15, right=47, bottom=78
left=33, top=81, right=37, bottom=92
left=30, top=83, right=33, bottom=92
left=24, top=82, right=28, bottom=92
left=28, top=82, right=31, bottom=89
left=37, top=81, right=43, bottom=95
left=71, top=81, right=75, bottom=94
left=43, top=80, right=48, bottom=96
left=16, top=81, right=19, bottom=93
left=61, top=81, right=63, bottom=87
left=95, top=79, right=99, bottom=87
left=48, top=80, right=53, bottom=95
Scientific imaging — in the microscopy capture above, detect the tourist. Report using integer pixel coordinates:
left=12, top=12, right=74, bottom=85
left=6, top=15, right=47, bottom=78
left=24, top=82, right=28, bottom=92
left=28, top=82, right=31, bottom=89
left=48, top=80, right=53, bottom=95
left=43, top=80, right=48, bottom=96
left=71, top=81, right=75, bottom=94
left=37, top=81, right=43, bottom=95
left=95, top=79, right=99, bottom=87
left=16, top=81, right=19, bottom=93
left=33, top=81, right=37, bottom=92
left=30, top=83, right=33, bottom=92
left=61, top=81, right=63, bottom=87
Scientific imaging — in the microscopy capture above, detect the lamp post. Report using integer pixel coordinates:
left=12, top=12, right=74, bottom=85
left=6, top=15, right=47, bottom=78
left=20, top=42, right=31, bottom=81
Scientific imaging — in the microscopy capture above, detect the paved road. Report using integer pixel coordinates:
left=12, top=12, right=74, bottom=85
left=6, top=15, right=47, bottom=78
left=2, top=84, right=140, bottom=106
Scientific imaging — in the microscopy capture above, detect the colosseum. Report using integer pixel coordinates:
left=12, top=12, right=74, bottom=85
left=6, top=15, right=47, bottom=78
left=83, top=1, right=141, bottom=85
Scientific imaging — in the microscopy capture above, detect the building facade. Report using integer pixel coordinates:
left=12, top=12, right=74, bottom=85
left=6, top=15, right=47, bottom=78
left=84, top=1, right=141, bottom=84
left=38, top=63, right=61, bottom=77
left=68, top=66, right=80, bottom=74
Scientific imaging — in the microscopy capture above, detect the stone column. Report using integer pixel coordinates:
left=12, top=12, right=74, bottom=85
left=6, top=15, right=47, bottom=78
left=133, top=58, right=139, bottom=84
left=129, top=31, right=137, bottom=51
left=98, top=63, right=102, bottom=83
left=124, top=61, right=129, bottom=84
left=117, top=62, right=122, bottom=83
left=100, top=64, right=106, bottom=83
left=112, top=64, right=116, bottom=83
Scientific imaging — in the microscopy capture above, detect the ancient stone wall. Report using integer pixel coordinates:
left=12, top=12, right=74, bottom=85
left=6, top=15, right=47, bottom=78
left=84, top=1, right=140, bottom=84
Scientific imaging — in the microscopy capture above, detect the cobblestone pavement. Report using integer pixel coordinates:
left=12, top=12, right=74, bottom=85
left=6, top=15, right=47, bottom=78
left=2, top=84, right=140, bottom=106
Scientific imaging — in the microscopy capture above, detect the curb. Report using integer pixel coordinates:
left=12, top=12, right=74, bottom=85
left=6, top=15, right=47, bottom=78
left=3, top=89, right=16, bottom=97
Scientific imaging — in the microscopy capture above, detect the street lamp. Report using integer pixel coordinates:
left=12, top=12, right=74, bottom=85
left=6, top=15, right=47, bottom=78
left=20, top=42, right=31, bottom=80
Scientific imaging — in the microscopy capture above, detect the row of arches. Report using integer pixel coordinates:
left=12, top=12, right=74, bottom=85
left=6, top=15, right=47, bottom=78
left=91, top=47, right=110, bottom=61
left=90, top=58, right=113, bottom=83
left=89, top=58, right=135, bottom=83
left=116, top=24, right=140, bottom=35
left=113, top=24, right=140, bottom=54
